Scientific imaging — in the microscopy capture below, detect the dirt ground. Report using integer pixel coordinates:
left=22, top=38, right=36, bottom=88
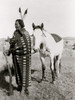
left=0, top=38, right=75, bottom=100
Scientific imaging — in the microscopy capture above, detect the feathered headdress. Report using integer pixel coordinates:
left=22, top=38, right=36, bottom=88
left=19, top=7, right=28, bottom=21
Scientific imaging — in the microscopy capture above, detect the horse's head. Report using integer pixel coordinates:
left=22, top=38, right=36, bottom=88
left=31, top=23, right=45, bottom=53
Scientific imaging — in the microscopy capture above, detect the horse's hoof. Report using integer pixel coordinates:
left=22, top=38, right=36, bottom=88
left=51, top=80, right=56, bottom=84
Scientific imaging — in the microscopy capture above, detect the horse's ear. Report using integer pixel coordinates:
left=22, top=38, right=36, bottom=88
left=41, top=23, right=44, bottom=29
left=32, top=23, right=35, bottom=30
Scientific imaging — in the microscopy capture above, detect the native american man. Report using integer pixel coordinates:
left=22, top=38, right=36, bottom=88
left=7, top=19, right=31, bottom=95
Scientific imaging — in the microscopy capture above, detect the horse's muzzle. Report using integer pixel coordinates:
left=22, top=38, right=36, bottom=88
left=33, top=48, right=38, bottom=53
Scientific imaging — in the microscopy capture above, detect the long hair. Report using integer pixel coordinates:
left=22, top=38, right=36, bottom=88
left=16, top=19, right=25, bottom=28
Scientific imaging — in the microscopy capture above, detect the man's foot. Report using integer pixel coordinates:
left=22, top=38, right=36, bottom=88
left=25, top=89, right=29, bottom=95
left=17, top=85, right=22, bottom=92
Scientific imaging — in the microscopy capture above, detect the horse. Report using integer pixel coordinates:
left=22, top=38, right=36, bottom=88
left=31, top=23, right=63, bottom=84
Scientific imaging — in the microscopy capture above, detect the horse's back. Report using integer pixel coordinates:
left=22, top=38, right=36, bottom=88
left=46, top=33, right=63, bottom=56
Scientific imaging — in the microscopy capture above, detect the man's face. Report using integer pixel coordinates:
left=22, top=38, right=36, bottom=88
left=15, top=21, right=21, bottom=30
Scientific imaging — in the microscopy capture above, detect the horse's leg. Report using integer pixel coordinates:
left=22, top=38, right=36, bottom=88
left=55, top=55, right=61, bottom=77
left=40, top=57, right=46, bottom=80
left=59, top=59, right=61, bottom=73
left=50, top=56, right=55, bottom=84
left=58, top=55, right=62, bottom=74
left=54, top=56, right=57, bottom=76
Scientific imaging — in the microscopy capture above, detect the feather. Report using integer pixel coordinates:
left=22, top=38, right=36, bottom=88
left=19, top=7, right=23, bottom=20
left=19, top=7, right=21, bottom=13
left=22, top=8, right=28, bottom=20
left=24, top=8, right=28, bottom=15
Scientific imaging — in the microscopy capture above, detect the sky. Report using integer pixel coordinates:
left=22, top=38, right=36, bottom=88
left=0, top=0, right=75, bottom=38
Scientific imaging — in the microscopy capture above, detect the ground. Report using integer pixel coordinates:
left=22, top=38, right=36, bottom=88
left=0, top=38, right=75, bottom=100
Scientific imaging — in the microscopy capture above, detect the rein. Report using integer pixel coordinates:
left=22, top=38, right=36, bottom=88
left=24, top=52, right=36, bottom=56
left=42, top=30, right=46, bottom=37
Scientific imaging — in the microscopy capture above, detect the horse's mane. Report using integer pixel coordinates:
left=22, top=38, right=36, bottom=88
left=34, top=25, right=43, bottom=30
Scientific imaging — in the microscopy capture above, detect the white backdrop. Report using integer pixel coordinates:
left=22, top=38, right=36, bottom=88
left=0, top=0, right=75, bottom=38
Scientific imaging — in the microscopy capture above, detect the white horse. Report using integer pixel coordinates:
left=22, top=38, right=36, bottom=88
left=31, top=23, right=63, bottom=84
